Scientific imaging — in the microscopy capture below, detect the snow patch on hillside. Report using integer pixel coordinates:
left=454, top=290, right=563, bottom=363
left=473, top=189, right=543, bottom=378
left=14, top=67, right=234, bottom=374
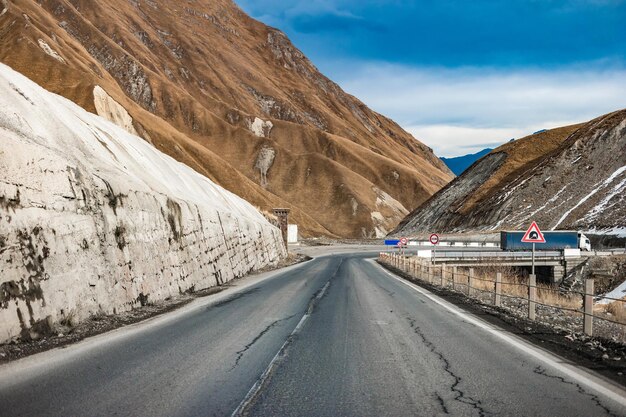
left=583, top=168, right=626, bottom=223
left=553, top=165, right=626, bottom=229
left=0, top=63, right=285, bottom=343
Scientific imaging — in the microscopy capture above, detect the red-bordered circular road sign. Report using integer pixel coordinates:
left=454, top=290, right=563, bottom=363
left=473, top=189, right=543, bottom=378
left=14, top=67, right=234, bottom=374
left=399, top=237, right=408, bottom=246
left=429, top=233, right=440, bottom=245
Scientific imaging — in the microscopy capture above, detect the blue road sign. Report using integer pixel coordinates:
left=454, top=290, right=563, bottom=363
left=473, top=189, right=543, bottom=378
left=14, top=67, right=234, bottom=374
left=384, top=239, right=400, bottom=246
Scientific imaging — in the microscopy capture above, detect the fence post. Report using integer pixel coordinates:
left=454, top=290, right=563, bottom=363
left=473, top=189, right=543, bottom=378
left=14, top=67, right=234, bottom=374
left=495, top=272, right=502, bottom=307
left=418, top=258, right=424, bottom=280
left=584, top=278, right=594, bottom=336
left=452, top=266, right=457, bottom=291
left=528, top=274, right=536, bottom=321
left=441, top=264, right=446, bottom=287
left=413, top=258, right=418, bottom=277
left=468, top=268, right=474, bottom=296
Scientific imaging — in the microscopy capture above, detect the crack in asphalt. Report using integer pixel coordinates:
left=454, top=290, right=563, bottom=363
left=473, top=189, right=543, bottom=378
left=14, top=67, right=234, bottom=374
left=407, top=317, right=490, bottom=417
left=303, top=259, right=344, bottom=316
left=371, top=279, right=395, bottom=297
left=436, top=392, right=450, bottom=414
left=232, top=259, right=345, bottom=416
left=209, top=287, right=261, bottom=309
left=532, top=366, right=619, bottom=417
left=230, top=315, right=296, bottom=371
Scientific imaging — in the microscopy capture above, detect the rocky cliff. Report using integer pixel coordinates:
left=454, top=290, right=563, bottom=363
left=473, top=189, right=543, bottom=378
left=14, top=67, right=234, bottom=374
left=0, top=0, right=453, bottom=238
left=393, top=111, right=626, bottom=235
left=0, top=63, right=285, bottom=343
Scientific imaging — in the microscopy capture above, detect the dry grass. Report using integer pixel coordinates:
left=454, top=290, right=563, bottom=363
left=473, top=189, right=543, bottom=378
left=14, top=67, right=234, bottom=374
left=595, top=299, right=626, bottom=324
left=383, top=255, right=626, bottom=341
left=463, top=124, right=582, bottom=210
left=1, top=0, right=453, bottom=239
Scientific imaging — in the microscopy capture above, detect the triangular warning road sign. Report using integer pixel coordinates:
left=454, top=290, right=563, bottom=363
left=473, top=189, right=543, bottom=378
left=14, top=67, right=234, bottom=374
left=521, top=221, right=546, bottom=243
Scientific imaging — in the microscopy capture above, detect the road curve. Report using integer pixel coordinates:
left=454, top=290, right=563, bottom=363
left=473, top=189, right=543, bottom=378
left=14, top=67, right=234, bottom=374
left=0, top=252, right=625, bottom=417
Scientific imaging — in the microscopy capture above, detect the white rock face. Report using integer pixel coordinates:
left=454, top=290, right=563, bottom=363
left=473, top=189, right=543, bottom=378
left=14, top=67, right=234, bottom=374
left=93, top=86, right=139, bottom=136
left=247, top=117, right=273, bottom=138
left=0, top=63, right=286, bottom=343
left=37, top=39, right=65, bottom=63
left=254, top=146, right=276, bottom=187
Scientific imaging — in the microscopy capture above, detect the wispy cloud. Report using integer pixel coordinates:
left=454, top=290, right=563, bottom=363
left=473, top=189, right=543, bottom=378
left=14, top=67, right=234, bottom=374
left=336, top=63, right=626, bottom=156
left=235, top=1, right=626, bottom=158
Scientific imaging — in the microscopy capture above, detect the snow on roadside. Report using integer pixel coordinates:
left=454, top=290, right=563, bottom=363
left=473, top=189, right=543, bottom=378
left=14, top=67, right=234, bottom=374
left=0, top=62, right=286, bottom=343
left=597, top=281, right=626, bottom=305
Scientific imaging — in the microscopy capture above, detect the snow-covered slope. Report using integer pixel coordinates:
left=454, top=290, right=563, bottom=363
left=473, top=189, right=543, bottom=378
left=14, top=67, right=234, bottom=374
left=0, top=63, right=286, bottom=343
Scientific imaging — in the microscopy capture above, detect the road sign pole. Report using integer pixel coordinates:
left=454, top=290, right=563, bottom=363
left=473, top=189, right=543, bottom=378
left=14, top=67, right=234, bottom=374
left=531, top=242, right=535, bottom=275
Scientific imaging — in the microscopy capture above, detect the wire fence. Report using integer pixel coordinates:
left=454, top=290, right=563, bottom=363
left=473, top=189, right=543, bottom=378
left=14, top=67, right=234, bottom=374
left=378, top=252, right=626, bottom=339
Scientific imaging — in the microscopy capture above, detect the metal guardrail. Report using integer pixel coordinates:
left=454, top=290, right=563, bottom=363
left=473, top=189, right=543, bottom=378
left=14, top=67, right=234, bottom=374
left=430, top=251, right=562, bottom=259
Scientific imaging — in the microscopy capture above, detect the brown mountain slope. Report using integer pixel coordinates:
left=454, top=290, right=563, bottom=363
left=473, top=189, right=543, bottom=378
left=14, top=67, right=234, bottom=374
left=0, top=0, right=452, bottom=238
left=390, top=117, right=624, bottom=234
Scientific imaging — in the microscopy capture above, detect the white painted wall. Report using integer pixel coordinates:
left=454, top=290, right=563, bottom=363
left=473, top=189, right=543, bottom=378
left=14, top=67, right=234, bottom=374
left=288, top=224, right=298, bottom=243
left=0, top=63, right=286, bottom=343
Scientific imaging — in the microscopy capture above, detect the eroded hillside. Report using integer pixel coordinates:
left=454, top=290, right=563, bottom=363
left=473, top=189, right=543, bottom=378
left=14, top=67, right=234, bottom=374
left=392, top=113, right=626, bottom=235
left=0, top=0, right=452, bottom=238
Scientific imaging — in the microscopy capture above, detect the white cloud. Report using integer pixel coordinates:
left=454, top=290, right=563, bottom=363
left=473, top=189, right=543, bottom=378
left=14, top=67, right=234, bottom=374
left=405, top=123, right=578, bottom=157
left=336, top=63, right=626, bottom=157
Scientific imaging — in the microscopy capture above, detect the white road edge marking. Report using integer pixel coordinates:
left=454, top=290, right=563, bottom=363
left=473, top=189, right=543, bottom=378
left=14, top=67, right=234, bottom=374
left=373, top=260, right=626, bottom=408
left=231, top=280, right=331, bottom=416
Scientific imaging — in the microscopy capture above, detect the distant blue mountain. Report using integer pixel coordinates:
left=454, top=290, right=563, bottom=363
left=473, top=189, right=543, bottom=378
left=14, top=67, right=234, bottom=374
left=441, top=148, right=493, bottom=176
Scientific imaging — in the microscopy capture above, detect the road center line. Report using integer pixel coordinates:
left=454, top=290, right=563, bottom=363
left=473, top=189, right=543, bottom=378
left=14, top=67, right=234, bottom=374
left=372, top=260, right=626, bottom=407
left=230, top=279, right=332, bottom=417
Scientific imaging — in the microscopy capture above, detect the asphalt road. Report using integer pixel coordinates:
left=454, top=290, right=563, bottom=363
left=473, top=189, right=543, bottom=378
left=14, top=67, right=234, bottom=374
left=1, top=251, right=625, bottom=416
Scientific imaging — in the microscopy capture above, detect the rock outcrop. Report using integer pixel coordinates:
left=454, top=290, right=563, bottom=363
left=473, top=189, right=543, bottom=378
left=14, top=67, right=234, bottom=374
left=0, top=63, right=285, bottom=343
left=393, top=112, right=626, bottom=235
left=0, top=0, right=453, bottom=238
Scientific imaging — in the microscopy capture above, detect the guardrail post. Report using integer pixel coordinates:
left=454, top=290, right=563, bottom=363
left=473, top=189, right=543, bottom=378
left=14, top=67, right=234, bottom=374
left=413, top=258, right=417, bottom=277
left=528, top=274, right=536, bottom=321
left=425, top=263, right=430, bottom=283
left=584, top=279, right=594, bottom=336
left=468, top=268, right=474, bottom=296
left=452, top=266, right=457, bottom=291
left=440, top=264, right=446, bottom=287
left=418, top=258, right=424, bottom=280
left=495, top=272, right=502, bottom=307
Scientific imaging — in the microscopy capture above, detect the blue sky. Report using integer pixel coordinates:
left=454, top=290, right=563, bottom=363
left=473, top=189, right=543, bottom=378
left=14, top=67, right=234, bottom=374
left=236, top=0, right=626, bottom=156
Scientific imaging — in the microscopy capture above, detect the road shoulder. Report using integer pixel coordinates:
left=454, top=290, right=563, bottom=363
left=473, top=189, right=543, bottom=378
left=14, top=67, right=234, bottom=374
left=374, top=259, right=626, bottom=389
left=0, top=253, right=312, bottom=366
